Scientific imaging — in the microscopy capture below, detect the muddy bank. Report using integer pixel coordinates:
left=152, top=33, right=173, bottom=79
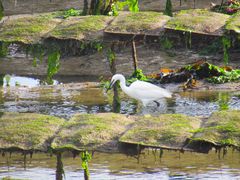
left=2, top=0, right=225, bottom=15
left=0, top=10, right=239, bottom=77
left=1, top=45, right=240, bottom=77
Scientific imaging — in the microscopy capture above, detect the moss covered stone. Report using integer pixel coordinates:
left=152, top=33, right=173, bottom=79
left=0, top=112, right=65, bottom=151
left=48, top=16, right=113, bottom=40
left=105, top=11, right=171, bottom=35
left=166, top=9, right=230, bottom=35
left=190, top=110, right=240, bottom=147
left=51, top=113, right=134, bottom=152
left=0, top=14, right=62, bottom=44
left=226, top=12, right=240, bottom=33
left=119, top=114, right=201, bottom=149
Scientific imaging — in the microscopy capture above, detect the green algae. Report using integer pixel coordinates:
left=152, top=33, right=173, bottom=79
left=120, top=114, right=201, bottom=149
left=0, top=14, right=62, bottom=44
left=1, top=177, right=29, bottom=180
left=225, top=12, right=240, bottom=33
left=105, top=11, right=171, bottom=34
left=0, top=41, right=9, bottom=57
left=166, top=9, right=230, bottom=35
left=0, top=112, right=65, bottom=151
left=48, top=15, right=113, bottom=40
left=51, top=113, right=134, bottom=152
left=190, top=110, right=240, bottom=147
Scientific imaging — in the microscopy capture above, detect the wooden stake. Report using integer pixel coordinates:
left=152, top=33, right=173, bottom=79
left=132, top=40, right=138, bottom=71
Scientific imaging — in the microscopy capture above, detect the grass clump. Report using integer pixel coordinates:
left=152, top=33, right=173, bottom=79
left=166, top=9, right=230, bottom=35
left=105, top=11, right=170, bottom=34
left=191, top=110, right=240, bottom=147
left=51, top=113, right=134, bottom=152
left=0, top=14, right=61, bottom=43
left=0, top=112, right=65, bottom=151
left=120, top=114, right=201, bottom=149
left=49, top=15, right=113, bottom=40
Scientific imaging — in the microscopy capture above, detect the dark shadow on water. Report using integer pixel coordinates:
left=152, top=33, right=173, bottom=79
left=0, top=74, right=4, bottom=87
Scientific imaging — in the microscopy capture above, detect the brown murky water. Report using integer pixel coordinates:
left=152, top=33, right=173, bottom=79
left=0, top=149, right=240, bottom=179
left=1, top=75, right=240, bottom=119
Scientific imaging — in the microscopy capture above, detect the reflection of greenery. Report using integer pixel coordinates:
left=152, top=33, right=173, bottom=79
left=218, top=93, right=230, bottom=110
left=222, top=36, right=231, bottom=65
left=160, top=37, right=173, bottom=50
left=4, top=75, right=11, bottom=86
left=26, top=44, right=44, bottom=64
left=0, top=42, right=9, bottom=57
left=2, top=177, right=28, bottom=180
left=199, top=38, right=222, bottom=55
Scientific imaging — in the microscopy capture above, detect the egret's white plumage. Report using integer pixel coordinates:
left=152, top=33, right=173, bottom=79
left=109, top=74, right=172, bottom=106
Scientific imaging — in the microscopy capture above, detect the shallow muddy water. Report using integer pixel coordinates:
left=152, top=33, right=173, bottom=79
left=0, top=150, right=240, bottom=180
left=0, top=75, right=240, bottom=119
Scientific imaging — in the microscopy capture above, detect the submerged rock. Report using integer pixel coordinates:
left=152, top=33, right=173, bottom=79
left=47, top=15, right=113, bottom=41
left=119, top=114, right=201, bottom=150
left=0, top=14, right=62, bottom=44
left=166, top=9, right=230, bottom=35
left=105, top=11, right=171, bottom=35
left=0, top=112, right=65, bottom=151
left=190, top=110, right=240, bottom=148
left=51, top=113, right=135, bottom=152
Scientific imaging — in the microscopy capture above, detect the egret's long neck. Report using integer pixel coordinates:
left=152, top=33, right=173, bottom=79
left=119, top=78, right=131, bottom=95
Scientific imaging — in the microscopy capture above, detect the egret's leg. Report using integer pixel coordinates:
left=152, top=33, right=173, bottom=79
left=134, top=101, right=142, bottom=114
left=154, top=100, right=160, bottom=107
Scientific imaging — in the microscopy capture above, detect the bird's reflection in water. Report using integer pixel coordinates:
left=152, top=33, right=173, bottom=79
left=140, top=98, right=168, bottom=116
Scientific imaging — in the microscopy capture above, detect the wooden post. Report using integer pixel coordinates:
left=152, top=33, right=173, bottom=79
left=23, top=153, right=27, bottom=170
left=83, top=168, right=89, bottom=180
left=82, top=0, right=89, bottom=15
left=56, top=153, right=63, bottom=180
left=109, top=43, right=120, bottom=113
left=219, top=0, right=224, bottom=11
left=131, top=40, right=138, bottom=72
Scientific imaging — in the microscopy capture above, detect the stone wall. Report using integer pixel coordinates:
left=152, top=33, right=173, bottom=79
left=2, top=0, right=226, bottom=15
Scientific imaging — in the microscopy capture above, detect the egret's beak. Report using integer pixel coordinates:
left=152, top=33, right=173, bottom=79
left=106, top=80, right=115, bottom=92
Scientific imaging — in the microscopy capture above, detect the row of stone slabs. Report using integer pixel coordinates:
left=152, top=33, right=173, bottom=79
left=0, top=110, right=239, bottom=154
left=0, top=9, right=239, bottom=45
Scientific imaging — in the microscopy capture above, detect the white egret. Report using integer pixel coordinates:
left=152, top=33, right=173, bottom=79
left=108, top=74, right=172, bottom=106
